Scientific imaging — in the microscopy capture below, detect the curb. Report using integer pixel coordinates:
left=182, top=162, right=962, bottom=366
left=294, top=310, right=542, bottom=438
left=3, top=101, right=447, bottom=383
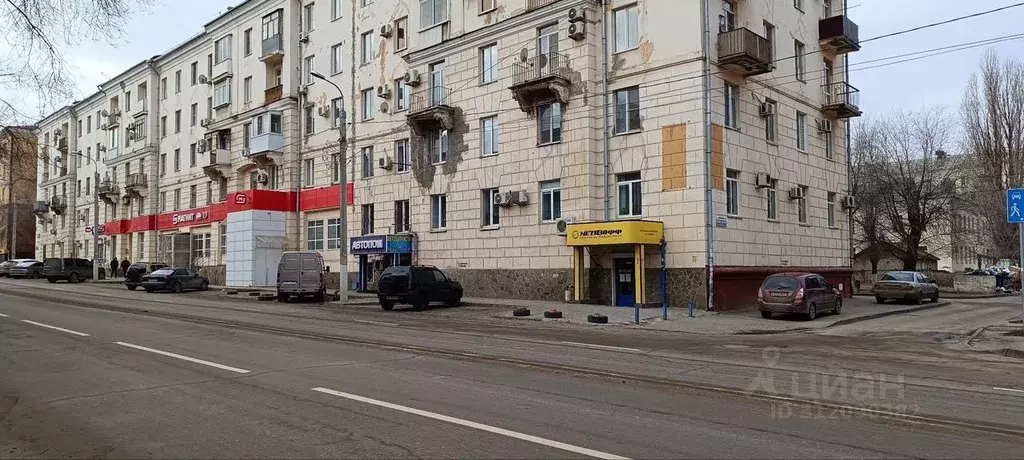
left=826, top=301, right=951, bottom=328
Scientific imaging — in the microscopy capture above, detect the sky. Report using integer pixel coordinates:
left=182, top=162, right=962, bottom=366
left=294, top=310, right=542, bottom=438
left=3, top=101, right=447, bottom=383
left=14, top=0, right=1024, bottom=124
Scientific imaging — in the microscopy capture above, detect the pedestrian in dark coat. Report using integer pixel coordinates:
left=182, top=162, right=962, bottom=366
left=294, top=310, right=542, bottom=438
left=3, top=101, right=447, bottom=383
left=110, top=257, right=119, bottom=278
left=120, top=259, right=131, bottom=278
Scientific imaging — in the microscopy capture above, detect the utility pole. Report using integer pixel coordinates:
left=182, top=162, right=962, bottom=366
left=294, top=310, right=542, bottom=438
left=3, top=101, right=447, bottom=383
left=310, top=72, right=348, bottom=303
left=92, top=171, right=99, bottom=280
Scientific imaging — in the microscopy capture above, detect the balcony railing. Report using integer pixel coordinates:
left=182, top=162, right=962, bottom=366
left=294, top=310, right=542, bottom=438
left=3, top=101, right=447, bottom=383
left=97, top=181, right=120, bottom=197
left=49, top=196, right=66, bottom=209
left=410, top=86, right=454, bottom=113
left=526, top=0, right=559, bottom=11
left=819, top=15, right=860, bottom=53
left=261, top=34, right=284, bottom=60
left=57, top=138, right=68, bottom=152
left=717, top=28, right=773, bottom=76
left=33, top=201, right=49, bottom=214
left=821, top=82, right=862, bottom=118
left=512, top=53, right=571, bottom=87
left=264, top=85, right=283, bottom=106
left=125, top=173, right=148, bottom=190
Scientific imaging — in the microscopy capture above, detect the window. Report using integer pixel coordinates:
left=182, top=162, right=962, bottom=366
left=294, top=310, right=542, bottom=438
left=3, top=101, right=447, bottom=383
left=361, top=31, right=374, bottom=64
left=243, top=28, right=252, bottom=56
left=189, top=185, right=198, bottom=208
left=175, top=70, right=181, bottom=93
left=540, top=180, right=561, bottom=221
left=160, top=191, right=166, bottom=212
left=614, top=87, right=641, bottom=133
left=767, top=179, right=778, bottom=220
left=394, top=79, right=409, bottom=111
left=794, top=0, right=803, bottom=11
left=764, top=99, right=777, bottom=142
left=480, top=116, right=499, bottom=155
left=331, top=43, right=344, bottom=74
left=391, top=199, right=410, bottom=233
left=161, top=77, right=167, bottom=99
left=796, top=111, right=807, bottom=151
left=395, top=139, right=410, bottom=173
left=271, top=113, right=282, bottom=133
left=174, top=110, right=181, bottom=133
left=161, top=116, right=167, bottom=137
left=794, top=40, right=805, bottom=81
left=430, top=194, right=447, bottom=230
left=77, top=120, right=82, bottom=137
left=361, top=146, right=374, bottom=178
left=76, top=180, right=81, bottom=197
left=190, top=103, right=198, bottom=126
left=538, top=103, right=562, bottom=144
left=207, top=96, right=213, bottom=119
left=480, top=0, right=495, bottom=12
left=394, top=17, right=408, bottom=50
left=825, top=129, right=835, bottom=160
left=303, top=3, right=315, bottom=31
left=428, top=129, right=448, bottom=164
left=304, top=55, right=316, bottom=84
left=361, top=204, right=375, bottom=234
left=798, top=185, right=808, bottom=223
left=617, top=172, right=642, bottom=217
left=420, top=0, right=448, bottom=29
left=827, top=192, right=837, bottom=227
left=242, top=124, right=251, bottom=148
left=160, top=153, right=167, bottom=176
left=480, top=44, right=498, bottom=84
left=190, top=62, right=198, bottom=85
left=173, top=188, right=181, bottom=211
left=327, top=218, right=341, bottom=249
left=262, top=9, right=282, bottom=41
left=614, top=4, right=639, bottom=52
left=190, top=143, right=197, bottom=167
left=331, top=98, right=344, bottom=128
left=243, top=77, right=252, bottom=103
left=721, top=0, right=735, bottom=31
left=332, top=0, right=343, bottom=20
left=482, top=188, right=500, bottom=227
left=303, top=159, right=314, bottom=186
left=304, top=105, right=315, bottom=135
left=173, top=148, right=181, bottom=172
left=726, top=169, right=740, bottom=216
left=764, top=22, right=775, bottom=60
left=206, top=181, right=213, bottom=205
left=215, top=35, right=231, bottom=64
left=724, top=83, right=738, bottom=129
left=307, top=220, right=325, bottom=250
left=361, top=88, right=375, bottom=120
left=213, top=80, right=231, bottom=107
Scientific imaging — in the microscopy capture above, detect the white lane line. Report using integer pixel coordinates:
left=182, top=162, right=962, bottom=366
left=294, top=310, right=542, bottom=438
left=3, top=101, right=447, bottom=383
left=0, top=313, right=9, bottom=317
left=312, top=387, right=630, bottom=460
left=235, top=307, right=262, bottom=312
left=354, top=319, right=399, bottom=327
left=21, top=320, right=90, bottom=337
left=114, top=342, right=250, bottom=374
left=994, top=387, right=1024, bottom=394
left=560, top=341, right=641, bottom=353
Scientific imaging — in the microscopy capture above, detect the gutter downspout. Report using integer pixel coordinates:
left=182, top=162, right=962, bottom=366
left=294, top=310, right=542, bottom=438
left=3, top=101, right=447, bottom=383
left=146, top=59, right=161, bottom=263
left=295, top=0, right=305, bottom=252
left=701, top=0, right=715, bottom=310
left=601, top=0, right=611, bottom=221
left=844, top=0, right=854, bottom=285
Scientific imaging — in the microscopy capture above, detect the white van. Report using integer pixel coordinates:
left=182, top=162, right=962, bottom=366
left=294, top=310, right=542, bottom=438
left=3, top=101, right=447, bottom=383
left=276, top=251, right=329, bottom=302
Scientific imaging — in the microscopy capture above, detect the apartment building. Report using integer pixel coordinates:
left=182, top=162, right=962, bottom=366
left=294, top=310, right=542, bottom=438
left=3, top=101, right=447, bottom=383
left=1, top=126, right=38, bottom=260
left=34, top=0, right=859, bottom=310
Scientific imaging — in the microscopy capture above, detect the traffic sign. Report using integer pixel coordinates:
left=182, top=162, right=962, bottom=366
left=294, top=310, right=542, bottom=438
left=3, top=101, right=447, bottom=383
left=1008, top=189, right=1024, bottom=223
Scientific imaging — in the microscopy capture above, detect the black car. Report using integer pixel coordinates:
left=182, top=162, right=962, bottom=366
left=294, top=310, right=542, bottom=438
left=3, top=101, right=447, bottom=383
left=141, top=268, right=210, bottom=293
left=43, top=258, right=94, bottom=283
left=377, top=265, right=463, bottom=311
left=125, top=261, right=169, bottom=291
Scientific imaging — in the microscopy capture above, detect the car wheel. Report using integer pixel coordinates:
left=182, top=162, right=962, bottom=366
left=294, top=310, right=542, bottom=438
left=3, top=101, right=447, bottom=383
left=931, top=291, right=939, bottom=303
left=30, top=272, right=38, bottom=279
left=277, top=293, right=288, bottom=302
left=914, top=293, right=923, bottom=305
left=380, top=300, right=395, bottom=311
left=760, top=311, right=772, bottom=319
left=875, top=296, right=886, bottom=304
left=200, top=280, right=209, bottom=291
left=127, top=284, right=138, bottom=291
left=171, top=281, right=183, bottom=293
left=314, top=289, right=325, bottom=302
left=46, top=277, right=56, bottom=284
left=834, top=298, right=843, bottom=315
left=68, top=272, right=79, bottom=284
left=446, top=295, right=462, bottom=307
left=806, top=303, right=817, bottom=321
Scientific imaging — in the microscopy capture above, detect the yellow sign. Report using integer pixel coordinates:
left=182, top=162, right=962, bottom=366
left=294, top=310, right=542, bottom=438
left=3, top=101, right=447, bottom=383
left=566, top=220, right=664, bottom=246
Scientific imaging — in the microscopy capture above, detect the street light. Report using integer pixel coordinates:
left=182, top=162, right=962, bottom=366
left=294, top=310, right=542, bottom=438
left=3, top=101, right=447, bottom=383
left=309, top=71, right=349, bottom=303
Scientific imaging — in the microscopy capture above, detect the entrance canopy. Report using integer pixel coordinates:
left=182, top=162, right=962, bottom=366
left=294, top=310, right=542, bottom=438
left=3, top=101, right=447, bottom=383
left=565, top=220, right=665, bottom=306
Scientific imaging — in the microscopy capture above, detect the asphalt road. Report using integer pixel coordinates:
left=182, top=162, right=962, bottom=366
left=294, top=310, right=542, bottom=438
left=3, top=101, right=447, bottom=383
left=1, top=282, right=1023, bottom=458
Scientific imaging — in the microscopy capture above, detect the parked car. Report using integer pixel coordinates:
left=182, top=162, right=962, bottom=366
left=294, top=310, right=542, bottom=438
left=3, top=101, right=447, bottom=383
left=8, top=260, right=44, bottom=279
left=125, top=261, right=169, bottom=291
left=0, top=259, right=37, bottom=277
left=757, top=272, right=842, bottom=321
left=43, top=258, right=94, bottom=283
left=140, top=268, right=209, bottom=293
left=276, top=251, right=329, bottom=302
left=377, top=265, right=463, bottom=311
left=872, top=271, right=939, bottom=304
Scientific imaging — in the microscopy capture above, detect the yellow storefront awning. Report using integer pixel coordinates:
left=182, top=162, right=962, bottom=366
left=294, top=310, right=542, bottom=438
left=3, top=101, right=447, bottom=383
left=566, top=220, right=664, bottom=246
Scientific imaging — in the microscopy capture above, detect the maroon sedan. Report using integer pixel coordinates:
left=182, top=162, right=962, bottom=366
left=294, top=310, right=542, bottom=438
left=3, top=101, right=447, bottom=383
left=757, top=272, right=842, bottom=320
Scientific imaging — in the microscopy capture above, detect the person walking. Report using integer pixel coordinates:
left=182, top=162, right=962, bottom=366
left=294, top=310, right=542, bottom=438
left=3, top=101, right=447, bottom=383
left=110, top=257, right=119, bottom=278
left=120, top=258, right=131, bottom=279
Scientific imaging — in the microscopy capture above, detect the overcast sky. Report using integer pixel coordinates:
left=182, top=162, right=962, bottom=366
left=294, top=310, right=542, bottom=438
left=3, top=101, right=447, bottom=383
left=13, top=0, right=1024, bottom=123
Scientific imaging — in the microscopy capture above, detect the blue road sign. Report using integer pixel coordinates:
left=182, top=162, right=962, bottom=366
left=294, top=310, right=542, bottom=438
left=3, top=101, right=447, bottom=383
left=1008, top=189, right=1024, bottom=223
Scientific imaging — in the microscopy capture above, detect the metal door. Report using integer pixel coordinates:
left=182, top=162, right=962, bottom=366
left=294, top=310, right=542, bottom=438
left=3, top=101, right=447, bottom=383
left=614, top=258, right=636, bottom=307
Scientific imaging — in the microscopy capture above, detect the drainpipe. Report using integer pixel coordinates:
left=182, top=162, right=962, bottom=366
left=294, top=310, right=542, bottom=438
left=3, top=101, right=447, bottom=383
left=701, top=0, right=715, bottom=310
left=601, top=0, right=611, bottom=221
left=146, top=59, right=161, bottom=263
left=295, top=0, right=305, bottom=252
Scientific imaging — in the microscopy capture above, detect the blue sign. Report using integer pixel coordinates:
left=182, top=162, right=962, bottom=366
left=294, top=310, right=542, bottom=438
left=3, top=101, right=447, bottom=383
left=1008, top=189, right=1024, bottom=223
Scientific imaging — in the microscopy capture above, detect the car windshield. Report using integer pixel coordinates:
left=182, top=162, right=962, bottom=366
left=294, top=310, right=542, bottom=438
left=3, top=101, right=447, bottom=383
left=150, top=269, right=175, bottom=276
left=882, top=272, right=916, bottom=282
left=762, top=276, right=799, bottom=291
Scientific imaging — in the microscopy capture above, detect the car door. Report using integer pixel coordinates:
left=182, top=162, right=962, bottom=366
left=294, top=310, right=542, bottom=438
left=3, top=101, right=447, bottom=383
left=300, top=253, right=321, bottom=291
left=804, top=276, right=824, bottom=307
left=412, top=267, right=433, bottom=299
left=431, top=269, right=451, bottom=301
left=818, top=276, right=837, bottom=308
left=914, top=273, right=927, bottom=296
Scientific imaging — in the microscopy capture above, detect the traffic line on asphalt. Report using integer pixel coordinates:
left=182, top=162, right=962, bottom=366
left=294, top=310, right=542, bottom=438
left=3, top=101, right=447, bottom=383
left=560, top=341, right=642, bottom=353
left=994, top=387, right=1024, bottom=394
left=20, top=320, right=90, bottom=336
left=0, top=313, right=9, bottom=317
left=114, top=342, right=251, bottom=374
left=354, top=320, right=399, bottom=327
left=311, top=387, right=630, bottom=460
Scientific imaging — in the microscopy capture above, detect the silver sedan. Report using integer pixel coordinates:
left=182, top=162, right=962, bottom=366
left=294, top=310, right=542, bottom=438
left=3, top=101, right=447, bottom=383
left=872, top=271, right=939, bottom=304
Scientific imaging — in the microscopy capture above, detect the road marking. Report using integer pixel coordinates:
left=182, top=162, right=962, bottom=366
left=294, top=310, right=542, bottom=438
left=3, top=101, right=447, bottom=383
left=0, top=313, right=9, bottom=317
left=994, top=387, right=1024, bottom=394
left=560, top=341, right=641, bottom=353
left=114, top=342, right=250, bottom=374
left=235, top=308, right=262, bottom=312
left=21, top=320, right=90, bottom=336
left=312, top=387, right=630, bottom=460
left=354, top=320, right=399, bottom=327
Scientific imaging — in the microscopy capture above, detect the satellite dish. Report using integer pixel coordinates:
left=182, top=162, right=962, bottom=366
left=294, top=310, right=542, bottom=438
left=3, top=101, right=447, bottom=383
left=380, top=101, right=390, bottom=114
left=519, top=48, right=529, bottom=63
left=537, top=53, right=548, bottom=68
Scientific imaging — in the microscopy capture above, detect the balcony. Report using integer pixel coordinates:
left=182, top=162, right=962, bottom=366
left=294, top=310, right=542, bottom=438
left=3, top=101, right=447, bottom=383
left=125, top=173, right=148, bottom=195
left=49, top=196, right=66, bottom=214
left=821, top=82, right=862, bottom=119
left=819, top=15, right=860, bottom=54
left=261, top=34, right=284, bottom=63
left=106, top=112, right=120, bottom=130
left=247, top=111, right=285, bottom=169
left=407, top=86, right=456, bottom=135
left=97, top=181, right=120, bottom=203
left=264, top=85, right=283, bottom=106
left=132, top=99, right=148, bottom=118
left=717, top=28, right=773, bottom=77
left=57, top=138, right=68, bottom=152
left=510, top=53, right=572, bottom=113
left=33, top=201, right=49, bottom=215
left=211, top=58, right=232, bottom=83
left=203, top=149, right=232, bottom=179
left=526, top=0, right=559, bottom=11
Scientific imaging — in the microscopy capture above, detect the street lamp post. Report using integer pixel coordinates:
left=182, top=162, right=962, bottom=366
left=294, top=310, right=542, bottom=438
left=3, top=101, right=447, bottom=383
left=310, top=71, right=348, bottom=303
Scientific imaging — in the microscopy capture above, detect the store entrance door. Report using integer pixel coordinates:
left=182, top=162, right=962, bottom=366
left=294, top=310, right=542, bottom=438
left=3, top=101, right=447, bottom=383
left=614, top=258, right=636, bottom=307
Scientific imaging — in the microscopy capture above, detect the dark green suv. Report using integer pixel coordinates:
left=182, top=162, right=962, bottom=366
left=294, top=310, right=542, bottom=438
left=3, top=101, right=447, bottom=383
left=43, top=258, right=94, bottom=283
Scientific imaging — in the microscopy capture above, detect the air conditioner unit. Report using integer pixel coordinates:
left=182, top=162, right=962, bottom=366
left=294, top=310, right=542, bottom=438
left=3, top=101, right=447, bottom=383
left=755, top=172, right=773, bottom=188
left=493, top=191, right=507, bottom=207
left=317, top=105, right=331, bottom=117
left=298, top=31, right=309, bottom=43
left=404, top=70, right=422, bottom=86
left=298, top=84, right=309, bottom=95
left=567, top=7, right=585, bottom=22
left=788, top=187, right=805, bottom=200
left=499, top=191, right=515, bottom=207
left=120, top=196, right=131, bottom=205
left=200, top=118, right=211, bottom=127
left=376, top=85, right=391, bottom=99
left=759, top=102, right=776, bottom=117
left=817, top=119, right=833, bottom=133
left=101, top=123, right=108, bottom=130
left=511, top=190, right=529, bottom=205
left=380, top=24, right=393, bottom=37
left=256, top=172, right=269, bottom=185
left=843, top=195, right=856, bottom=209
left=197, top=139, right=208, bottom=152
left=377, top=156, right=394, bottom=170
left=555, top=217, right=577, bottom=236
left=242, top=147, right=252, bottom=156
left=54, top=128, right=62, bottom=137
left=568, top=22, right=586, bottom=41
left=127, top=131, right=136, bottom=141
left=198, top=74, right=209, bottom=85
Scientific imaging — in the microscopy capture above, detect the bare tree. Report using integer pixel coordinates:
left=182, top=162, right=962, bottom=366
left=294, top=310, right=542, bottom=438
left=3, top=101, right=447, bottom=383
left=0, top=0, right=152, bottom=123
left=850, top=121, right=887, bottom=273
left=961, top=51, right=1024, bottom=259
